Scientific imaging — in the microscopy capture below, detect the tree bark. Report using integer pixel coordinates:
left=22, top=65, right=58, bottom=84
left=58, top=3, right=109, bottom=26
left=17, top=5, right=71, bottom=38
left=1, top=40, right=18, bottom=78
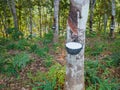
left=89, top=0, right=96, bottom=32
left=0, top=15, right=5, bottom=37
left=109, top=0, right=115, bottom=38
left=53, top=0, right=60, bottom=43
left=38, top=2, right=42, bottom=37
left=29, top=7, right=33, bottom=38
left=27, top=0, right=33, bottom=38
left=65, top=0, right=89, bottom=90
left=103, top=13, right=108, bottom=35
left=7, top=0, right=19, bottom=30
left=18, top=0, right=22, bottom=31
left=0, top=14, right=7, bottom=37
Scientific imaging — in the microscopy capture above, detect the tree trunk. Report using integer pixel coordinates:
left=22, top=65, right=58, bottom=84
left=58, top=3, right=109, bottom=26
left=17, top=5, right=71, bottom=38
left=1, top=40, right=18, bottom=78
left=0, top=14, right=7, bottom=37
left=29, top=7, right=33, bottom=38
left=103, top=13, right=108, bottom=35
left=118, top=24, right=120, bottom=34
left=38, top=4, right=42, bottom=37
left=7, top=0, right=18, bottom=30
left=89, top=0, right=96, bottom=33
left=0, top=15, right=5, bottom=37
left=53, top=0, right=60, bottom=43
left=2, top=5, right=8, bottom=37
left=18, top=0, right=22, bottom=31
left=98, top=15, right=102, bottom=32
left=65, top=0, right=89, bottom=90
left=109, top=0, right=115, bottom=38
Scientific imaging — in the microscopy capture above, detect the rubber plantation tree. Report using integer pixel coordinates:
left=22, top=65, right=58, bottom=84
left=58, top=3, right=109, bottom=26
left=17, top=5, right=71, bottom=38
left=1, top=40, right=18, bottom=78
left=53, top=0, right=60, bottom=43
left=116, top=0, right=120, bottom=33
left=89, top=0, right=96, bottom=33
left=65, top=0, right=89, bottom=90
left=37, top=0, right=42, bottom=37
left=28, top=0, right=33, bottom=38
left=0, top=0, right=8, bottom=37
left=7, top=0, right=19, bottom=30
left=103, top=1, right=109, bottom=34
left=109, top=0, right=116, bottom=38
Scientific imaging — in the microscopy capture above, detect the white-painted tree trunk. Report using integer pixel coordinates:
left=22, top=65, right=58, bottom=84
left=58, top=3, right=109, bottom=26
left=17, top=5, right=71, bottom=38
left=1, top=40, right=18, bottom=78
left=53, top=0, right=60, bottom=42
left=65, top=0, right=89, bottom=90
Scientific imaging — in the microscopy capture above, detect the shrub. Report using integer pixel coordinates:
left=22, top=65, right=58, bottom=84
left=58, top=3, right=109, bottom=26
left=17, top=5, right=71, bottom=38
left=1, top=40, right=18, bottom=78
left=47, top=63, right=65, bottom=89
left=12, top=52, right=30, bottom=70
left=85, top=60, right=100, bottom=85
left=91, top=42, right=105, bottom=56
left=0, top=56, right=17, bottom=77
left=110, top=52, right=120, bottom=67
left=6, top=43, right=17, bottom=50
left=28, top=63, right=65, bottom=90
left=43, top=55, right=53, bottom=68
left=30, top=44, right=38, bottom=52
left=6, top=28, right=23, bottom=40
left=0, top=38, right=10, bottom=46
left=6, top=39, right=29, bottom=51
left=32, top=78, right=56, bottom=90
left=43, top=31, right=53, bottom=45
left=85, top=59, right=120, bottom=90
left=16, top=39, right=29, bottom=50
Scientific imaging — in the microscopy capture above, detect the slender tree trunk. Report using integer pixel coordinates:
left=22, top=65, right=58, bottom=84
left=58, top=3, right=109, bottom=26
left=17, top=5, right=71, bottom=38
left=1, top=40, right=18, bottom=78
left=3, top=6, right=8, bottom=37
left=98, top=15, right=102, bottom=32
left=38, top=4, right=42, bottom=37
left=0, top=13, right=7, bottom=37
left=18, top=0, right=22, bottom=31
left=109, top=0, right=115, bottom=38
left=41, top=6, right=44, bottom=35
left=103, top=2, right=108, bottom=34
left=0, top=15, right=5, bottom=37
left=43, top=7, right=45, bottom=34
left=53, top=0, right=60, bottom=43
left=7, top=0, right=19, bottom=30
left=65, top=0, right=89, bottom=90
left=118, top=24, right=120, bottom=34
left=103, top=13, right=108, bottom=35
left=89, top=0, right=96, bottom=33
left=29, top=7, right=32, bottom=38
left=45, top=4, right=48, bottom=34
left=37, top=0, right=41, bottom=37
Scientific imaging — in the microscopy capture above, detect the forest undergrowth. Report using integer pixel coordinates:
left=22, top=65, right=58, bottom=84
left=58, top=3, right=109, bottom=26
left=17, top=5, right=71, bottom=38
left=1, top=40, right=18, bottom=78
left=0, top=32, right=120, bottom=90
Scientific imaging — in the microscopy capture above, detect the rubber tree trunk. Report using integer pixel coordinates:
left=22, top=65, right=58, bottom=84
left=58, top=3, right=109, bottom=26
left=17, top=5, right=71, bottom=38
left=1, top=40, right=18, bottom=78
left=65, top=0, right=89, bottom=90
left=89, top=0, right=96, bottom=33
left=118, top=24, right=120, bottom=34
left=38, top=3, right=42, bottom=37
left=0, top=15, right=5, bottom=37
left=0, top=14, right=7, bottom=37
left=110, top=0, right=115, bottom=38
left=103, top=13, right=108, bottom=35
left=3, top=5, right=8, bottom=37
left=53, top=0, right=60, bottom=43
left=29, top=7, right=33, bottom=38
left=18, top=0, right=22, bottom=31
left=103, top=2, right=108, bottom=34
left=7, top=0, right=18, bottom=30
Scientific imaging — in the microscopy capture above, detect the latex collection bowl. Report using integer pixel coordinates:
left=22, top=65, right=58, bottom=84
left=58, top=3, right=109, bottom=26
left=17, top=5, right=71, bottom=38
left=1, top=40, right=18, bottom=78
left=65, top=42, right=82, bottom=55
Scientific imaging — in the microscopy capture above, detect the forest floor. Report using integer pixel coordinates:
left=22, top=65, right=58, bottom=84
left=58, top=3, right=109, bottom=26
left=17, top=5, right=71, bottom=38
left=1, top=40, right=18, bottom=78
left=0, top=32, right=120, bottom=90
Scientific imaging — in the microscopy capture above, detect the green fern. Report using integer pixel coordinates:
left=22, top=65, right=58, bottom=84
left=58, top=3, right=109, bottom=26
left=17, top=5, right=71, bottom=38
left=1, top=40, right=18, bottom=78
left=12, top=52, right=30, bottom=70
left=32, top=78, right=56, bottom=90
